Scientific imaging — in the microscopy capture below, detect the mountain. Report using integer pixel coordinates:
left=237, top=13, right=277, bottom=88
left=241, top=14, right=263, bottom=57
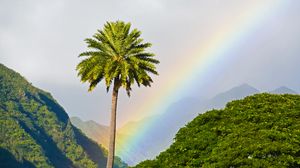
left=209, top=83, right=259, bottom=108
left=70, top=117, right=130, bottom=153
left=0, top=64, right=127, bottom=168
left=270, top=86, right=298, bottom=94
left=134, top=93, right=300, bottom=167
left=70, top=117, right=110, bottom=149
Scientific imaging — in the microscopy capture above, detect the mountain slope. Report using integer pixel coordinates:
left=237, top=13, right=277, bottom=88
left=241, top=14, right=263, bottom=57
left=70, top=117, right=131, bottom=162
left=70, top=117, right=110, bottom=149
left=0, top=64, right=127, bottom=168
left=134, top=93, right=300, bottom=167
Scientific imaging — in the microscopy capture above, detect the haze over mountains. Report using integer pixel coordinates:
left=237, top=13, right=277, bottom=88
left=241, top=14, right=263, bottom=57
left=269, top=86, right=298, bottom=95
left=71, top=83, right=298, bottom=165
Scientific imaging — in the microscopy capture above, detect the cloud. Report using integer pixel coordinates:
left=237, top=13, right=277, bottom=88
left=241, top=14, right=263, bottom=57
left=1, top=0, right=300, bottom=125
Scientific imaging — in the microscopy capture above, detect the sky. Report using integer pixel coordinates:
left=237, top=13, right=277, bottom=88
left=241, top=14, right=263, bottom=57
left=1, top=0, right=300, bottom=127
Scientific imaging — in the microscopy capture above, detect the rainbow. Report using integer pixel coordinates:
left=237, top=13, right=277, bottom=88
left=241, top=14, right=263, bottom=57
left=116, top=1, right=286, bottom=165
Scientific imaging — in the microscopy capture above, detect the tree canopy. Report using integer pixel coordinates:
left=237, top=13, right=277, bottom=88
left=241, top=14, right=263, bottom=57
left=76, top=21, right=159, bottom=96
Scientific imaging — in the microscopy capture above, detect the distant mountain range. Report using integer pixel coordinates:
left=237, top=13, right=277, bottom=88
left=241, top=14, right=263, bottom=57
left=0, top=64, right=127, bottom=168
left=71, top=83, right=298, bottom=165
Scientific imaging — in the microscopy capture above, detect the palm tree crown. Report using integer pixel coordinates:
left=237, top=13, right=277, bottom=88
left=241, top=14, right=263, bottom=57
left=76, top=21, right=159, bottom=95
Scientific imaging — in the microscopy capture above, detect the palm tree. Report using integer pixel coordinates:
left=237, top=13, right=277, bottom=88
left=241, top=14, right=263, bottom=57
left=76, top=21, right=159, bottom=168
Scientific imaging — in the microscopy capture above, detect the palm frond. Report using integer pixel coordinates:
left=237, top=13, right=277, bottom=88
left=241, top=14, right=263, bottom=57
left=76, top=20, right=159, bottom=95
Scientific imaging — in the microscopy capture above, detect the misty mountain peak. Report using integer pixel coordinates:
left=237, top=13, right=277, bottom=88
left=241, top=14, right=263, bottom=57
left=213, top=83, right=259, bottom=99
left=235, top=83, right=259, bottom=92
left=210, top=83, right=259, bottom=109
left=270, top=86, right=297, bottom=94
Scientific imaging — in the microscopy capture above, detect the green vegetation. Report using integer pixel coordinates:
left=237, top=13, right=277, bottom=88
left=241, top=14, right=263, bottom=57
left=76, top=21, right=159, bottom=168
left=134, top=93, right=300, bottom=168
left=0, top=64, right=127, bottom=168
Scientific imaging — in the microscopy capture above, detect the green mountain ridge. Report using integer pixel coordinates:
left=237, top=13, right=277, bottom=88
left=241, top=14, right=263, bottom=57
left=134, top=93, right=300, bottom=167
left=0, top=63, right=127, bottom=168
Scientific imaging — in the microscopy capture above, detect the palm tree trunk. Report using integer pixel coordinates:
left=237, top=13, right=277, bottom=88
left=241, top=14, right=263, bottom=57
left=106, top=81, right=119, bottom=168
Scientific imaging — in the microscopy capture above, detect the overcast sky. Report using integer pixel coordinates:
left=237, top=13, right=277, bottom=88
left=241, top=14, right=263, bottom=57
left=1, top=0, right=300, bottom=126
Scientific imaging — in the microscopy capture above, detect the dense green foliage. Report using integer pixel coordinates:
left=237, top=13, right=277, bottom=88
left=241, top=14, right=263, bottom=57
left=134, top=93, right=300, bottom=168
left=76, top=21, right=159, bottom=95
left=0, top=64, right=127, bottom=168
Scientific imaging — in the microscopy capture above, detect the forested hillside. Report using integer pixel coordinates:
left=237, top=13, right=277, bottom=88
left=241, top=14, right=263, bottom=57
left=134, top=93, right=300, bottom=167
left=0, top=64, right=127, bottom=168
